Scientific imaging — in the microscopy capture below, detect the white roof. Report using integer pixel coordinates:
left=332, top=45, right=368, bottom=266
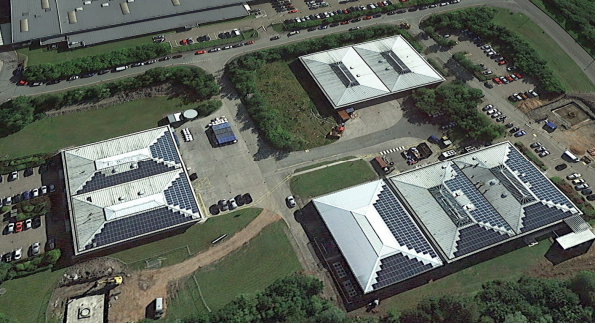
left=300, top=35, right=445, bottom=109
left=556, top=230, right=595, bottom=249
left=62, top=126, right=202, bottom=255
left=313, top=180, right=442, bottom=293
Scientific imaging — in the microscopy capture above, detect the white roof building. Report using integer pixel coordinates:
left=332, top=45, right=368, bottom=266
left=300, top=35, right=445, bottom=109
left=62, top=126, right=203, bottom=255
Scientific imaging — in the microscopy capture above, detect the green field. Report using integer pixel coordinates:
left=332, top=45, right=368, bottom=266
left=110, top=208, right=262, bottom=267
left=290, top=160, right=377, bottom=198
left=376, top=239, right=552, bottom=313
left=491, top=9, right=594, bottom=92
left=0, top=96, right=195, bottom=159
left=0, top=268, right=66, bottom=322
left=165, top=220, right=302, bottom=321
left=254, top=60, right=336, bottom=150
left=16, top=32, right=169, bottom=66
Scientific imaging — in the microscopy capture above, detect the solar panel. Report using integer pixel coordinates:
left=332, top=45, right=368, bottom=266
left=490, top=166, right=536, bottom=204
left=149, top=131, right=182, bottom=164
left=381, top=51, right=411, bottom=75
left=372, top=252, right=435, bottom=290
left=211, top=122, right=237, bottom=145
left=521, top=202, right=574, bottom=232
left=330, top=62, right=360, bottom=87
left=164, top=175, right=200, bottom=213
left=88, top=206, right=192, bottom=248
left=505, top=148, right=572, bottom=208
left=445, top=165, right=512, bottom=231
left=453, top=224, right=509, bottom=257
left=77, top=160, right=175, bottom=194
left=374, top=185, right=438, bottom=257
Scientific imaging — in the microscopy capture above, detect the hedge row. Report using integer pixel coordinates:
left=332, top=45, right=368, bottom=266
left=514, top=142, right=548, bottom=171
left=0, top=153, right=51, bottom=173
left=423, top=7, right=565, bottom=93
left=226, top=25, right=419, bottom=150
left=0, top=66, right=219, bottom=135
left=22, top=43, right=171, bottom=81
left=550, top=177, right=595, bottom=219
left=0, top=249, right=61, bottom=284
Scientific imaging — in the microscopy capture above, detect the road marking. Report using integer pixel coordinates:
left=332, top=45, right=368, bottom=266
left=380, top=146, right=405, bottom=155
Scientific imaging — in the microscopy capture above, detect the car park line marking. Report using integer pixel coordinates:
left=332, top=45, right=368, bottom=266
left=380, top=146, right=404, bottom=155
left=194, top=177, right=211, bottom=189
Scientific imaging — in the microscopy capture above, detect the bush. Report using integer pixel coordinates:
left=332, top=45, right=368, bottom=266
left=22, top=43, right=171, bottom=81
left=195, top=100, right=223, bottom=117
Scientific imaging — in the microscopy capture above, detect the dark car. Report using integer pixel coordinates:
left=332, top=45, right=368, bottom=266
left=235, top=194, right=245, bottom=206
left=24, top=168, right=33, bottom=177
left=218, top=199, right=229, bottom=211
left=232, top=43, right=244, bottom=48
left=387, top=11, right=396, bottom=15
left=81, top=72, right=96, bottom=78
left=581, top=189, right=593, bottom=196
left=408, top=7, right=418, bottom=11
left=509, top=126, right=519, bottom=133
left=23, top=191, right=31, bottom=200
left=351, top=18, right=361, bottom=22
left=159, top=56, right=171, bottom=61
left=46, top=79, right=62, bottom=85
left=484, top=82, right=494, bottom=89
left=330, top=23, right=340, bottom=27
left=13, top=194, right=22, bottom=204
left=505, top=123, right=514, bottom=128
left=270, top=36, right=280, bottom=41
left=555, top=163, right=568, bottom=171
left=98, top=69, right=111, bottom=75
left=308, top=27, right=317, bottom=31
left=172, top=54, right=183, bottom=59
left=396, top=9, right=406, bottom=13
left=243, top=193, right=253, bottom=204
left=586, top=194, right=595, bottom=201
left=373, top=14, right=382, bottom=18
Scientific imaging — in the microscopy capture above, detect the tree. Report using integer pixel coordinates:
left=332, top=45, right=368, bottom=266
left=568, top=271, right=595, bottom=307
left=43, top=249, right=61, bottom=265
left=400, top=295, right=479, bottom=323
left=0, top=263, right=13, bottom=284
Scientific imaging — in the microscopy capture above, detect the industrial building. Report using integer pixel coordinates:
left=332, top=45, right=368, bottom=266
left=4, top=0, right=250, bottom=47
left=300, top=35, right=445, bottom=109
left=313, top=142, right=593, bottom=294
left=62, top=126, right=203, bottom=256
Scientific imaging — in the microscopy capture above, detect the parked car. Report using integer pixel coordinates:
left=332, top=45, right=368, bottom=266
left=530, top=142, right=541, bottom=148
left=31, top=242, right=40, bottom=255
left=243, top=193, right=253, bottom=204
left=131, top=62, right=144, bottom=67
left=15, top=221, right=23, bottom=233
left=581, top=189, right=593, bottom=196
left=528, top=89, right=538, bottom=97
left=572, top=179, right=586, bottom=185
left=270, top=36, right=280, bottom=41
left=555, top=163, right=568, bottom=171
left=567, top=173, right=581, bottom=180
left=539, top=151, right=550, bottom=157
left=218, top=199, right=229, bottom=211
left=286, top=195, right=296, bottom=208
left=228, top=198, right=238, bottom=210
left=514, top=130, right=526, bottom=137
left=7, top=223, right=14, bottom=234
left=172, top=54, right=183, bottom=59
left=98, top=69, right=111, bottom=75
left=505, top=123, right=514, bottom=128
left=68, top=75, right=79, bottom=81
left=484, top=82, right=494, bottom=89
left=23, top=191, right=31, bottom=200
left=14, top=248, right=22, bottom=260
left=534, top=147, right=545, bottom=153
left=32, top=188, right=39, bottom=197
left=575, top=184, right=589, bottom=191
left=586, top=194, right=595, bottom=201
left=509, top=127, right=520, bottom=133
left=25, top=218, right=32, bottom=230
left=4, top=196, right=12, bottom=206
left=482, top=104, right=494, bottom=111
left=482, top=70, right=493, bottom=75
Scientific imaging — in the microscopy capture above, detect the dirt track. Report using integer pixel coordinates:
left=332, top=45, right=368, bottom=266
left=108, top=209, right=281, bottom=322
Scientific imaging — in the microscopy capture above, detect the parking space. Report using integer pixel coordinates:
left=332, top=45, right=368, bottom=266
left=0, top=215, right=47, bottom=262
left=175, top=116, right=269, bottom=217
left=1, top=168, right=44, bottom=203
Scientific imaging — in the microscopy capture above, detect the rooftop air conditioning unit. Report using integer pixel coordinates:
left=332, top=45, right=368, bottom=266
left=75, top=7, right=83, bottom=11
left=138, top=191, right=144, bottom=195
left=84, top=1, right=91, bottom=4
left=127, top=0, right=134, bottom=2
left=101, top=3, right=109, bottom=7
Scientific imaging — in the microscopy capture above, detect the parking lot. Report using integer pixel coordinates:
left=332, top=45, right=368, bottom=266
left=0, top=216, right=47, bottom=261
left=174, top=113, right=270, bottom=217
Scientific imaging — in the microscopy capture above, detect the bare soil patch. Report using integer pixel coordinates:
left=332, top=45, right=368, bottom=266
left=526, top=244, right=595, bottom=280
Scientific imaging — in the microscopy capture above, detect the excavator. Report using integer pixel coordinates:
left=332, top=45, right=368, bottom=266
left=94, top=276, right=123, bottom=288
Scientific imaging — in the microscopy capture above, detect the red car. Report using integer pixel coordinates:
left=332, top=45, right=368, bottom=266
left=341, top=21, right=349, bottom=25
left=514, top=72, right=523, bottom=79
left=498, top=60, right=507, bottom=66
left=505, top=75, right=514, bottom=82
left=343, top=9, right=349, bottom=14
left=377, top=1, right=385, bottom=6
left=15, top=221, right=23, bottom=233
left=364, top=16, right=372, bottom=20
left=287, top=5, right=294, bottom=8
left=288, top=9, right=297, bottom=13
left=17, top=80, right=28, bottom=86
left=493, top=77, right=502, bottom=84
left=195, top=50, right=206, bottom=55
left=180, top=39, right=188, bottom=45
left=245, top=40, right=255, bottom=45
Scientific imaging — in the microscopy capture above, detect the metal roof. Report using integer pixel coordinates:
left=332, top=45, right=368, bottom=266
left=62, top=126, right=203, bottom=255
left=313, top=180, right=442, bottom=293
left=10, top=0, right=248, bottom=45
left=389, top=142, right=584, bottom=261
left=300, top=35, right=445, bottom=109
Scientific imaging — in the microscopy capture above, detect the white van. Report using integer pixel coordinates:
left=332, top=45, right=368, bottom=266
left=563, top=150, right=580, bottom=162
left=114, top=66, right=129, bottom=72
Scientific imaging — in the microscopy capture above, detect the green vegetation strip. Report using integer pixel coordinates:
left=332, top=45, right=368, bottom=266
left=294, top=156, right=357, bottom=173
left=0, top=268, right=67, bottom=322
left=514, top=142, right=547, bottom=171
left=426, top=58, right=449, bottom=77
left=491, top=8, right=593, bottom=92
left=178, top=221, right=302, bottom=317
left=290, top=160, right=377, bottom=198
left=381, top=239, right=553, bottom=312
left=0, top=96, right=195, bottom=159
left=110, top=208, right=262, bottom=266
left=550, top=177, right=594, bottom=219
left=171, top=29, right=257, bottom=52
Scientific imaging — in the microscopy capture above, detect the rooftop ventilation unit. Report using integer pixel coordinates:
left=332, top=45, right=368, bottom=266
left=138, top=191, right=144, bottom=195
left=75, top=7, right=83, bottom=11
left=172, top=0, right=181, bottom=5
left=118, top=196, right=125, bottom=201
left=67, top=11, right=77, bottom=23
left=127, top=0, right=134, bottom=2
left=120, top=2, right=130, bottom=14
left=84, top=1, right=91, bottom=4
left=41, top=0, right=49, bottom=9
left=130, top=163, right=137, bottom=169
left=101, top=2, right=109, bottom=7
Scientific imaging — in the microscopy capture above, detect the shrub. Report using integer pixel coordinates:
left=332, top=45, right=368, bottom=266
left=196, top=100, right=223, bottom=117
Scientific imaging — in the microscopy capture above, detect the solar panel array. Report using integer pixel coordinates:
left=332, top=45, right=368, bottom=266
left=374, top=185, right=437, bottom=258
left=149, top=132, right=181, bottom=165
left=521, top=202, right=574, bottom=233
left=164, top=175, right=200, bottom=213
left=445, top=165, right=512, bottom=231
left=381, top=51, right=412, bottom=75
left=453, top=224, right=509, bottom=257
left=211, top=122, right=237, bottom=145
left=330, top=62, right=360, bottom=87
left=77, top=160, right=175, bottom=194
left=88, top=207, right=192, bottom=248
left=490, top=166, right=536, bottom=204
left=505, top=148, right=573, bottom=208
left=372, top=252, right=435, bottom=290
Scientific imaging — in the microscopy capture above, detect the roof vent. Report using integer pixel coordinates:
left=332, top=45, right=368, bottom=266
left=111, top=169, right=117, bottom=173
left=120, top=2, right=130, bottom=14
left=171, top=0, right=180, bottom=5
left=84, top=0, right=91, bottom=4
left=41, top=0, right=49, bottom=9
left=67, top=10, right=77, bottom=23
left=138, top=191, right=145, bottom=196
left=35, top=14, right=42, bottom=18
left=75, top=7, right=83, bottom=11
left=101, top=2, right=109, bottom=7
left=127, top=0, right=134, bottom=2
left=78, top=307, right=91, bottom=319
left=472, top=157, right=477, bottom=160
left=86, top=197, right=92, bottom=202
left=385, top=67, right=390, bottom=70
left=501, top=192, right=508, bottom=198
left=356, top=74, right=360, bottom=77
left=521, top=173, right=526, bottom=177
left=488, top=179, right=498, bottom=186
left=118, top=196, right=125, bottom=201
left=130, top=163, right=137, bottom=169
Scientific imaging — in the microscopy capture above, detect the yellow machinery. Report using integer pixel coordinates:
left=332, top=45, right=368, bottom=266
left=95, top=276, right=123, bottom=287
left=400, top=22, right=411, bottom=29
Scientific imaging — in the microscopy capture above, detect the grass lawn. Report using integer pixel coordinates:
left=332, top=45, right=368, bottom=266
left=165, top=220, right=302, bottom=321
left=290, top=160, right=377, bottom=198
left=377, top=239, right=552, bottom=312
left=0, top=96, right=196, bottom=159
left=110, top=208, right=262, bottom=267
left=0, top=268, right=67, bottom=322
left=491, top=9, right=594, bottom=92
left=254, top=60, right=336, bottom=150
left=17, top=31, right=172, bottom=66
